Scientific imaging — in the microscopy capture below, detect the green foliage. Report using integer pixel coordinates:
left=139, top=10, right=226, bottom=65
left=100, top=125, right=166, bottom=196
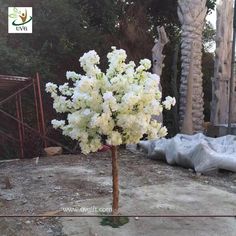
left=203, top=21, right=216, bottom=52
left=0, top=0, right=114, bottom=80
left=0, top=0, right=217, bottom=150
left=202, top=52, right=214, bottom=121
left=0, top=0, right=217, bottom=79
left=206, top=0, right=217, bottom=13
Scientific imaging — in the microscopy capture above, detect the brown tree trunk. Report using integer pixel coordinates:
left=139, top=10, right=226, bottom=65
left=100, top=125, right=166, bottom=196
left=111, top=145, right=119, bottom=216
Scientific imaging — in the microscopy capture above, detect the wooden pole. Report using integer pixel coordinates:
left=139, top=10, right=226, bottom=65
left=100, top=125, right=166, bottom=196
left=18, top=94, right=25, bottom=140
left=36, top=73, right=47, bottom=147
left=16, top=95, right=24, bottom=159
left=33, top=78, right=41, bottom=132
left=0, top=108, right=74, bottom=153
left=111, top=145, right=119, bottom=216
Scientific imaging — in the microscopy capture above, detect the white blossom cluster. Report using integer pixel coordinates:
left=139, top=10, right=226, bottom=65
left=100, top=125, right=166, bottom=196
left=45, top=47, right=176, bottom=154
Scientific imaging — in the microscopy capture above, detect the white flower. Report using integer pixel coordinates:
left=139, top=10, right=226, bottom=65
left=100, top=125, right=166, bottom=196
left=149, top=73, right=160, bottom=84
left=66, top=71, right=80, bottom=80
left=79, top=50, right=101, bottom=76
left=45, top=82, right=57, bottom=94
left=140, top=59, right=151, bottom=70
left=158, top=127, right=168, bottom=137
left=59, top=83, right=73, bottom=96
left=107, top=131, right=122, bottom=146
left=163, top=96, right=176, bottom=110
left=53, top=96, right=72, bottom=113
left=103, top=91, right=113, bottom=101
left=46, top=47, right=175, bottom=154
left=51, top=119, right=65, bottom=129
left=82, top=108, right=91, bottom=116
left=79, top=50, right=100, bottom=66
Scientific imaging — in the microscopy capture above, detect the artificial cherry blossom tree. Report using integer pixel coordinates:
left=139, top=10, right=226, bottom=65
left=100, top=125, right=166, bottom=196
left=46, top=47, right=175, bottom=216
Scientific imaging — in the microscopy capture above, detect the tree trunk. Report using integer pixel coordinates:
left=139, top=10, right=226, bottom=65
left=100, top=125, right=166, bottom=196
left=181, top=43, right=194, bottom=134
left=152, top=26, right=169, bottom=77
left=171, top=42, right=180, bottom=134
left=152, top=26, right=169, bottom=123
left=111, top=145, right=119, bottom=216
left=211, top=0, right=233, bottom=125
left=178, top=0, right=207, bottom=133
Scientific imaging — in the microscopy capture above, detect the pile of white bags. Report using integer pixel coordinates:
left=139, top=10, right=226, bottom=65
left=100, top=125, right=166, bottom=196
left=139, top=133, right=236, bottom=174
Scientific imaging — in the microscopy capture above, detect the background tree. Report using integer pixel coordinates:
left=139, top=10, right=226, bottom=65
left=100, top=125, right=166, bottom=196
left=0, top=0, right=216, bottom=157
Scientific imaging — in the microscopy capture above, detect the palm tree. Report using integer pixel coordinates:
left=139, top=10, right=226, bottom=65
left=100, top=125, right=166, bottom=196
left=178, top=0, right=207, bottom=133
left=211, top=0, right=233, bottom=125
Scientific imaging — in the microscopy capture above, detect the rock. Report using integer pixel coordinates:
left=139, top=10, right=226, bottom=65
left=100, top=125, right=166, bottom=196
left=36, top=220, right=43, bottom=225
left=21, top=199, right=28, bottom=205
left=126, top=144, right=139, bottom=154
left=4, top=194, right=15, bottom=201
left=35, top=156, right=39, bottom=165
left=44, top=147, right=63, bottom=156
left=99, top=171, right=105, bottom=175
left=4, top=176, right=12, bottom=189
left=54, top=186, right=61, bottom=190
left=135, top=217, right=139, bottom=220
left=47, top=229, right=53, bottom=234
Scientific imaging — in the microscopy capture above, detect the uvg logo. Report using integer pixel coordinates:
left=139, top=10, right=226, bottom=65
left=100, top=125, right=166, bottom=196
left=8, top=7, right=32, bottom=33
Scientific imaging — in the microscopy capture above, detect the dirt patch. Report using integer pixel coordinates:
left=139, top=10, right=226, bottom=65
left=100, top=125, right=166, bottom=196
left=0, top=148, right=236, bottom=235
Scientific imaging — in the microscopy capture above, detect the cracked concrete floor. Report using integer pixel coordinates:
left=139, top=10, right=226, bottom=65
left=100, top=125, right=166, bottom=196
left=0, top=149, right=236, bottom=235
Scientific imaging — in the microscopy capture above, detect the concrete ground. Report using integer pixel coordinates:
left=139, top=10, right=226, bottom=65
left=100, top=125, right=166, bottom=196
left=0, top=149, right=236, bottom=235
left=61, top=181, right=236, bottom=236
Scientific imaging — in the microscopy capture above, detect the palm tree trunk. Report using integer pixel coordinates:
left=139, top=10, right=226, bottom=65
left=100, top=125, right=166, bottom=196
left=211, top=0, right=233, bottom=125
left=178, top=0, right=207, bottom=133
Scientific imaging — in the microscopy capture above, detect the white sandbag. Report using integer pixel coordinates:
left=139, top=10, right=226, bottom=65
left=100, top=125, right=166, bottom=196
left=139, top=133, right=236, bottom=174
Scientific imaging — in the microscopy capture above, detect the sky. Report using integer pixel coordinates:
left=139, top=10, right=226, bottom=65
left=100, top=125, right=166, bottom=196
left=206, top=0, right=234, bottom=52
left=207, top=0, right=234, bottom=29
left=206, top=6, right=217, bottom=29
left=206, top=0, right=219, bottom=52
